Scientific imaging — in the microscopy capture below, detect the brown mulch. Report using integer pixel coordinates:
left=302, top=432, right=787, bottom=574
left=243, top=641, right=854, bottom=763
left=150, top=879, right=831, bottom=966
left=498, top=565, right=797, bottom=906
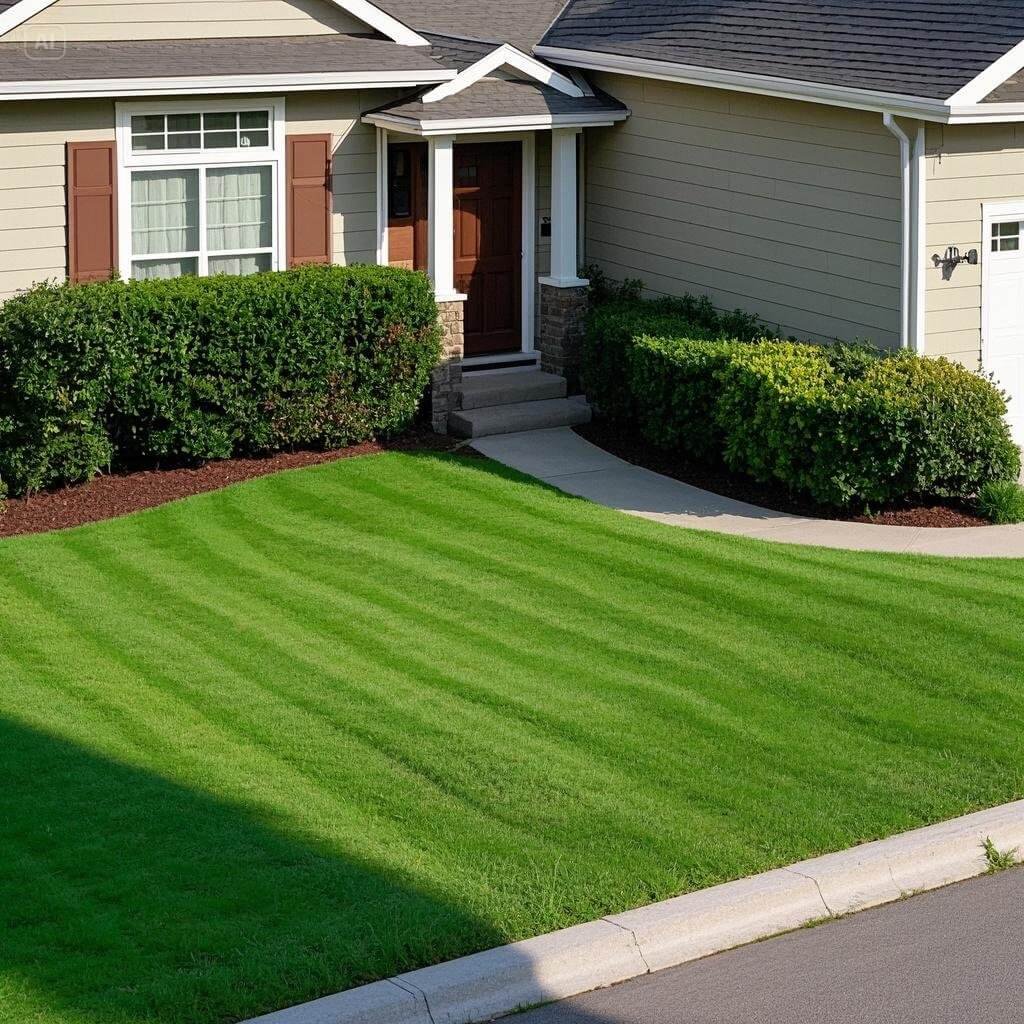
left=575, top=420, right=990, bottom=529
left=0, top=427, right=472, bottom=540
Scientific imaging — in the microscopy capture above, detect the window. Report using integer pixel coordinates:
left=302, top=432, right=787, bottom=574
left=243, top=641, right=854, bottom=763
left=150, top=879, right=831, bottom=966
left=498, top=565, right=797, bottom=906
left=388, top=146, right=413, bottom=220
left=992, top=221, right=1020, bottom=253
left=118, top=101, right=283, bottom=281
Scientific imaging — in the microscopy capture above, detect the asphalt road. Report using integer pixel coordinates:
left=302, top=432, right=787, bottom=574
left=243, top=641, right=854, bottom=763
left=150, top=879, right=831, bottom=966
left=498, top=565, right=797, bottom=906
left=518, top=867, right=1024, bottom=1024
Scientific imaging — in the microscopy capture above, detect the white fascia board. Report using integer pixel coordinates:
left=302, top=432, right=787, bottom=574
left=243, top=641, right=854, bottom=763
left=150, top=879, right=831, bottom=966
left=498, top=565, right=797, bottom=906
left=0, top=0, right=430, bottom=45
left=947, top=103, right=1024, bottom=124
left=535, top=45, right=953, bottom=121
left=422, top=43, right=584, bottom=102
left=363, top=109, right=627, bottom=135
left=946, top=39, right=1024, bottom=105
left=0, top=69, right=455, bottom=101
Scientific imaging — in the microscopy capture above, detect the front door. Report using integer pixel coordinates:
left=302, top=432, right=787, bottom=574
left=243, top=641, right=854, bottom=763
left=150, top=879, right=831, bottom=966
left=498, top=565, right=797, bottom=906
left=986, top=216, right=1024, bottom=446
left=454, top=142, right=522, bottom=356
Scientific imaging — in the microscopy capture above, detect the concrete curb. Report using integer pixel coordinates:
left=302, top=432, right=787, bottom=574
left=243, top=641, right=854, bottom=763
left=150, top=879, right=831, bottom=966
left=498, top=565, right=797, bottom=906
left=244, top=800, right=1024, bottom=1024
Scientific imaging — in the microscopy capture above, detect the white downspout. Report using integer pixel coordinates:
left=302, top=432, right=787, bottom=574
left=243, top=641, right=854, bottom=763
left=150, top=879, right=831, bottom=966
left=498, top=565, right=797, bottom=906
left=883, top=112, right=911, bottom=350
left=912, top=123, right=927, bottom=354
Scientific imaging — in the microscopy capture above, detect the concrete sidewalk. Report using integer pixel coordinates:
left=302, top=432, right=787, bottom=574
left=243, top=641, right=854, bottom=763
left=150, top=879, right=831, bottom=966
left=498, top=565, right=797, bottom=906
left=517, top=867, right=1024, bottom=1024
left=471, top=428, right=1024, bottom=558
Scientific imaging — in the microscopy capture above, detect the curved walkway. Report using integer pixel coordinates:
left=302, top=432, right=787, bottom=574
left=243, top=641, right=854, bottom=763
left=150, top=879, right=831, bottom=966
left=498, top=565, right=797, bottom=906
left=471, top=428, right=1024, bottom=558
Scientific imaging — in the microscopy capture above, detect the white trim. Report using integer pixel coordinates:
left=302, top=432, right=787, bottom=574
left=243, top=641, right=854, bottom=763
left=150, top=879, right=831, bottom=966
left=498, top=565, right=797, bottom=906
left=883, top=113, right=912, bottom=350
left=0, top=0, right=429, bottom=45
left=363, top=110, right=626, bottom=136
left=536, top=45, right=954, bottom=121
left=422, top=43, right=583, bottom=103
left=948, top=40, right=1024, bottom=105
left=375, top=126, right=389, bottom=266
left=981, top=199, right=1024, bottom=376
left=0, top=69, right=454, bottom=101
left=115, top=97, right=287, bottom=281
left=521, top=132, right=537, bottom=354
left=544, top=127, right=588, bottom=288
left=427, top=134, right=460, bottom=301
left=947, top=103, right=1024, bottom=124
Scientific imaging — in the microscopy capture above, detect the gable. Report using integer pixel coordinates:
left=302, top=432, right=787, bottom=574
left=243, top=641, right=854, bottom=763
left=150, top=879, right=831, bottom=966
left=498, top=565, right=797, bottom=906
left=1, top=0, right=374, bottom=43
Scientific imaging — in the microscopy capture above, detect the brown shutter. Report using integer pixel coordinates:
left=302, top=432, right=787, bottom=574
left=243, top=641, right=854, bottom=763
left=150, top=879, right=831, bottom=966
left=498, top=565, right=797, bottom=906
left=287, top=134, right=332, bottom=267
left=67, top=141, right=117, bottom=283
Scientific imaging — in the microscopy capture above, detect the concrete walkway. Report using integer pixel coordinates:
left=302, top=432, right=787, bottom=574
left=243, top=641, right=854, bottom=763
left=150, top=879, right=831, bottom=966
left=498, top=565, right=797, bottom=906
left=471, top=428, right=1024, bottom=558
left=516, top=867, right=1024, bottom=1024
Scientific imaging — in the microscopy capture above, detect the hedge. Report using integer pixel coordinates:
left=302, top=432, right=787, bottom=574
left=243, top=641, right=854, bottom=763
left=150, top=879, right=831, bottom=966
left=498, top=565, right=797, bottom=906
left=0, top=264, right=441, bottom=497
left=583, top=296, right=1021, bottom=508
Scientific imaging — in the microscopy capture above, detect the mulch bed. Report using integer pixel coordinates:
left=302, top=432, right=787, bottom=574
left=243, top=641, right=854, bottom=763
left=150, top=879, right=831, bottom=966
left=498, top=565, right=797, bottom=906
left=575, top=420, right=990, bottom=528
left=0, top=427, right=471, bottom=540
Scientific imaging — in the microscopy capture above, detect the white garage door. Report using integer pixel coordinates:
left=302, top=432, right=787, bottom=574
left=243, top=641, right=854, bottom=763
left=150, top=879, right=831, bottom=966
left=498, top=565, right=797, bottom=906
left=985, top=216, right=1024, bottom=447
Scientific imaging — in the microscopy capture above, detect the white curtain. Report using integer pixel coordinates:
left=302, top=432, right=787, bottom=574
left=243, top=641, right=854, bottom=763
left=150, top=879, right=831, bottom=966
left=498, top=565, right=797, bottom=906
left=206, top=166, right=272, bottom=254
left=131, top=169, right=199, bottom=256
left=133, top=257, right=198, bottom=281
left=208, top=254, right=272, bottom=276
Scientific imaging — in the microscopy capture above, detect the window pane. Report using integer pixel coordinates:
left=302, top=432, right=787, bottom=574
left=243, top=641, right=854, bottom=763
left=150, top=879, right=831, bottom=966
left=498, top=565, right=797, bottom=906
left=131, top=169, right=200, bottom=257
left=131, top=114, right=165, bottom=134
left=132, top=257, right=198, bottom=280
left=240, top=111, right=269, bottom=129
left=208, top=252, right=272, bottom=276
left=206, top=166, right=272, bottom=253
left=167, top=113, right=200, bottom=132
left=204, top=112, right=237, bottom=131
left=240, top=129, right=270, bottom=149
left=204, top=131, right=238, bottom=149
left=132, top=134, right=167, bottom=153
left=167, top=132, right=201, bottom=150
left=1004, top=237, right=1020, bottom=252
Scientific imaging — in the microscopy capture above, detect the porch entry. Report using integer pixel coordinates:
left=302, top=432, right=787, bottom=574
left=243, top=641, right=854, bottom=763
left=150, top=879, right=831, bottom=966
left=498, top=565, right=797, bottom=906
left=388, top=140, right=522, bottom=357
left=984, top=212, right=1024, bottom=446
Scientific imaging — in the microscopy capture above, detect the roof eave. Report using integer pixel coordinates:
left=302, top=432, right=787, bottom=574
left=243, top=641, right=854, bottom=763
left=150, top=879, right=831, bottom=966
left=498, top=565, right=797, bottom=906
left=535, top=44, right=955, bottom=122
left=363, top=108, right=627, bottom=135
left=0, top=68, right=456, bottom=101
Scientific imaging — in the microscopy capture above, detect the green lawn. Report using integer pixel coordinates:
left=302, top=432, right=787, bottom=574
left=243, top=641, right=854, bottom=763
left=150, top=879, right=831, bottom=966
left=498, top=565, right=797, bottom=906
left=2, top=451, right=1023, bottom=1024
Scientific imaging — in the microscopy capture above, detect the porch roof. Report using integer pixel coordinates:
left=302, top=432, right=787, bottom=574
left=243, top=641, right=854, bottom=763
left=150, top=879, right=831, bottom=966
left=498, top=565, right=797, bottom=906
left=363, top=76, right=628, bottom=133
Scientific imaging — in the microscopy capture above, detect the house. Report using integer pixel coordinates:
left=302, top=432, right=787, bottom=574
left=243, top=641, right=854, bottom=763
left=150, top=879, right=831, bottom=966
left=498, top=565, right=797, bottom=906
left=1, top=0, right=1024, bottom=443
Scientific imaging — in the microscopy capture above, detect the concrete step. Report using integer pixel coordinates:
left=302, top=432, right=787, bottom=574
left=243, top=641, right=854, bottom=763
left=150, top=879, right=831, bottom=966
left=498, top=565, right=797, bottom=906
left=457, top=370, right=567, bottom=410
left=449, top=396, right=591, bottom=438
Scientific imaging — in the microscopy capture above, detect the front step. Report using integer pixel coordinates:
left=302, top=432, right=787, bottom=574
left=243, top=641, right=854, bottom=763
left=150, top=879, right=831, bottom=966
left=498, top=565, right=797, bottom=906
left=449, top=396, right=591, bottom=438
left=459, top=370, right=567, bottom=410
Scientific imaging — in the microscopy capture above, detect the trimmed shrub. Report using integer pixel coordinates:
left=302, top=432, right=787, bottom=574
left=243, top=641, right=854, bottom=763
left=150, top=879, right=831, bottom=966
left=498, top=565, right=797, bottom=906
left=977, top=480, right=1024, bottom=524
left=0, top=264, right=441, bottom=496
left=583, top=294, right=1021, bottom=508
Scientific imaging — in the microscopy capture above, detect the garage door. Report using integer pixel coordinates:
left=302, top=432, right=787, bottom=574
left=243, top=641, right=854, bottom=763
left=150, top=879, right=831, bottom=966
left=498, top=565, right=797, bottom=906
left=986, top=217, right=1024, bottom=447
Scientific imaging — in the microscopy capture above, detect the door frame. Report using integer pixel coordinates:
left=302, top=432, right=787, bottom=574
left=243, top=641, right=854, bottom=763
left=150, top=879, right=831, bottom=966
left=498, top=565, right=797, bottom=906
left=375, top=128, right=536, bottom=358
left=982, top=199, right=1024, bottom=373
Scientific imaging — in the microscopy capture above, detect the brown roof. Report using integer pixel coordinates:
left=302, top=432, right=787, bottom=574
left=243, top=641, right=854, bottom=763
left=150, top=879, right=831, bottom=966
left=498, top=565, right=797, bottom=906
left=0, top=33, right=447, bottom=82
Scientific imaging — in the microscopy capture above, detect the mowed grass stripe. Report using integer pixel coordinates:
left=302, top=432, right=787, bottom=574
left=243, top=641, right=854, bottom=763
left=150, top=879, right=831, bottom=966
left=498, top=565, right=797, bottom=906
left=1, top=451, right=1023, bottom=1024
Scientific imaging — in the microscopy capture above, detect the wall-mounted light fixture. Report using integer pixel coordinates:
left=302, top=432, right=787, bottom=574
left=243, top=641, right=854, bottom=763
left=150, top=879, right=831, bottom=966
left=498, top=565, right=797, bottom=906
left=932, top=245, right=978, bottom=281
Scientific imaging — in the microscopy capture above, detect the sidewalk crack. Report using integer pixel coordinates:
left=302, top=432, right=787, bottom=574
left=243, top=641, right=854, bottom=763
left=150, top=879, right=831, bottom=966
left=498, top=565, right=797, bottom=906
left=602, top=917, right=652, bottom=974
left=390, top=977, right=437, bottom=1024
left=783, top=868, right=835, bottom=918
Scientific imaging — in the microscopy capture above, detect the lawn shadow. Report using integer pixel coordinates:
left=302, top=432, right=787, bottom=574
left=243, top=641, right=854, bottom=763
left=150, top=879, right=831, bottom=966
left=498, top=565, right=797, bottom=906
left=0, top=716, right=505, bottom=1024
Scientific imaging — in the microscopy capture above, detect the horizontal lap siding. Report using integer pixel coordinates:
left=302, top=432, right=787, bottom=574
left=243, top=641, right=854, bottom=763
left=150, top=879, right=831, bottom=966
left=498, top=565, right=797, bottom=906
left=2, top=0, right=366, bottom=42
left=286, top=91, right=395, bottom=267
left=0, top=99, right=114, bottom=301
left=585, top=73, right=902, bottom=347
left=925, top=124, right=1024, bottom=367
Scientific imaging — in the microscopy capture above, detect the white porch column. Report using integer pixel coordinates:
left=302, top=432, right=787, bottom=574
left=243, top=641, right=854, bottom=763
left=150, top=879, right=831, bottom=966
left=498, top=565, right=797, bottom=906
left=541, top=127, right=588, bottom=288
left=427, top=134, right=464, bottom=301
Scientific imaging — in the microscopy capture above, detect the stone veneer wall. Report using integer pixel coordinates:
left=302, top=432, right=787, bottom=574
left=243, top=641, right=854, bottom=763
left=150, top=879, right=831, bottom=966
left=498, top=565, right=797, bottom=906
left=431, top=299, right=465, bottom=433
left=538, top=283, right=589, bottom=393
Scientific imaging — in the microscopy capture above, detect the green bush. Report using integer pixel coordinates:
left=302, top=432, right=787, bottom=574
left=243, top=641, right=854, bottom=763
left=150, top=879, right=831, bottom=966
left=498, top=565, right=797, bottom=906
left=0, top=265, right=441, bottom=496
left=977, top=479, right=1024, bottom=524
left=583, top=294, right=1021, bottom=508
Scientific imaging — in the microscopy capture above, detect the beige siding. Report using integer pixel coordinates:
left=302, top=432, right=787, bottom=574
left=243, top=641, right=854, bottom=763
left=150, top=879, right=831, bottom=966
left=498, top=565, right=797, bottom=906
left=585, top=73, right=903, bottom=348
left=2, top=0, right=367, bottom=43
left=287, top=90, right=393, bottom=267
left=924, top=123, right=1024, bottom=367
left=0, top=99, right=115, bottom=300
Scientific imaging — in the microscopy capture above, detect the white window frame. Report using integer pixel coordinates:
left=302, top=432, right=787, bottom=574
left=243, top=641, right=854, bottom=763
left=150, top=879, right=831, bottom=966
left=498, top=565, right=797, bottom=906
left=115, top=97, right=287, bottom=281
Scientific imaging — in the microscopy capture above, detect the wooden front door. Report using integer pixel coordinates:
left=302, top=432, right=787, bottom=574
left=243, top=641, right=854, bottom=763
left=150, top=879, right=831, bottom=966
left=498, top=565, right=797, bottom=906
left=454, top=142, right=522, bottom=356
